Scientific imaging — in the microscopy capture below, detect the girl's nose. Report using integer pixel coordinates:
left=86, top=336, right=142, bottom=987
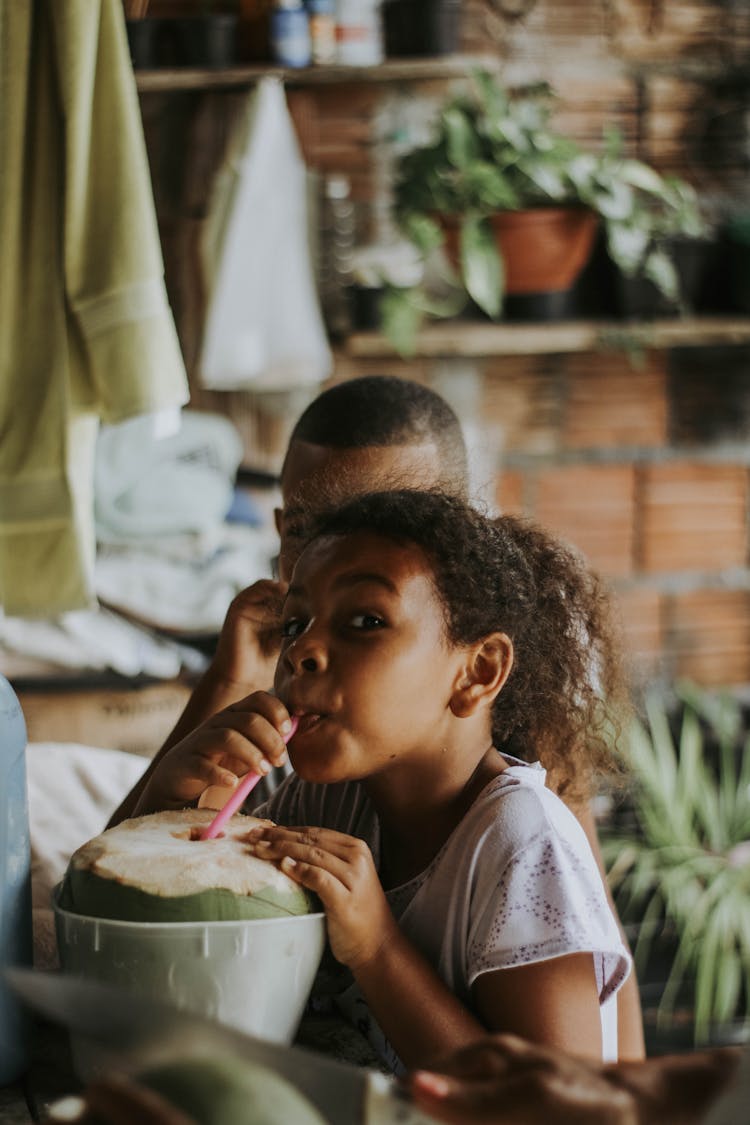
left=285, top=631, right=327, bottom=675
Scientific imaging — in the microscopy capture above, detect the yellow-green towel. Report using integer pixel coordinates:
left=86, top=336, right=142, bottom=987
left=0, top=0, right=189, bottom=616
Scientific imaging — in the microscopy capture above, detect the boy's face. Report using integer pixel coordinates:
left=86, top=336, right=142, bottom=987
left=274, top=440, right=445, bottom=582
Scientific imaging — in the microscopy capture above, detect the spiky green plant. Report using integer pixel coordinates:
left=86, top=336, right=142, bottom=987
left=602, top=683, right=750, bottom=1044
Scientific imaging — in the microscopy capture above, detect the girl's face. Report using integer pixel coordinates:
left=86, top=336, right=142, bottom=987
left=274, top=530, right=469, bottom=786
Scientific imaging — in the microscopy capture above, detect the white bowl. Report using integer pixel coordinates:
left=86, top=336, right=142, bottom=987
left=53, top=888, right=326, bottom=1047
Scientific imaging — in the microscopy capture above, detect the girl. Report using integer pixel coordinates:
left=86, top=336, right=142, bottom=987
left=131, top=489, right=631, bottom=1071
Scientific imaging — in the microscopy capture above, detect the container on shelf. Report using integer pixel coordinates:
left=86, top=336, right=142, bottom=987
left=726, top=216, right=750, bottom=314
left=383, top=0, right=460, bottom=57
left=335, top=0, right=384, bottom=66
left=125, top=18, right=158, bottom=69
left=239, top=0, right=274, bottom=61
left=319, top=174, right=356, bottom=337
left=271, top=0, right=312, bottom=67
left=0, top=674, right=32, bottom=1085
left=308, top=0, right=337, bottom=63
left=144, top=15, right=239, bottom=69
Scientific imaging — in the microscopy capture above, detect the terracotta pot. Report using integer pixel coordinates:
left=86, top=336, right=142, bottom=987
left=440, top=206, right=599, bottom=296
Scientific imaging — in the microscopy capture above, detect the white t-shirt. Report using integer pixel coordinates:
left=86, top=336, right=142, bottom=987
left=255, top=757, right=631, bottom=1067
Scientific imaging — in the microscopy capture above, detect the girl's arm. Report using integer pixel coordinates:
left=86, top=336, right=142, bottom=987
left=575, top=801, right=645, bottom=1061
left=471, top=954, right=602, bottom=1059
left=245, top=825, right=603, bottom=1068
left=353, top=926, right=491, bottom=1067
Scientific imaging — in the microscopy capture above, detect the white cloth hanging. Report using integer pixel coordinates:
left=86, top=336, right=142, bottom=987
left=198, top=78, right=332, bottom=391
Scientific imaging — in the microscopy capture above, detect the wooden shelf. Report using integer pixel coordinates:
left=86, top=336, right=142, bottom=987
left=135, top=55, right=500, bottom=93
left=344, top=316, right=750, bottom=358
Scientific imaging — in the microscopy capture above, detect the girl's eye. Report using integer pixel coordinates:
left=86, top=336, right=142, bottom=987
left=350, top=613, right=385, bottom=630
left=281, top=618, right=306, bottom=639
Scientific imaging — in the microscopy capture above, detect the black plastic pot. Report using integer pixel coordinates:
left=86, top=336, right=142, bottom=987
left=349, top=285, right=387, bottom=331
left=725, top=216, right=750, bottom=313
left=155, top=15, right=239, bottom=69
left=125, top=19, right=158, bottom=69
left=383, top=0, right=460, bottom=57
left=503, top=288, right=578, bottom=322
left=614, top=236, right=715, bottom=319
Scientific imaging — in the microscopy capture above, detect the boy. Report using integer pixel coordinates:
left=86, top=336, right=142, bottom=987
left=108, top=377, right=467, bottom=820
left=108, top=374, right=644, bottom=1059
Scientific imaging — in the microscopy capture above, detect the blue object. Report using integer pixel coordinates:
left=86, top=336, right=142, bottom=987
left=0, top=674, right=32, bottom=1084
left=225, top=486, right=264, bottom=528
left=270, top=2, right=311, bottom=67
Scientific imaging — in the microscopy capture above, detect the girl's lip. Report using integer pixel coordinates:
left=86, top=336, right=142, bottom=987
left=293, top=712, right=325, bottom=735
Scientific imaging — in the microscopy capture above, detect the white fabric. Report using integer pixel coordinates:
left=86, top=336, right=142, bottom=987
left=94, top=523, right=278, bottom=635
left=25, top=742, right=148, bottom=969
left=95, top=409, right=243, bottom=541
left=198, top=78, right=332, bottom=391
left=256, top=759, right=631, bottom=1068
left=0, top=605, right=206, bottom=678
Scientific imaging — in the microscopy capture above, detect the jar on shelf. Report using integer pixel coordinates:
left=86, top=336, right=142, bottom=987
left=308, top=0, right=336, bottom=64
left=270, top=0, right=312, bottom=67
left=335, top=0, right=384, bottom=66
left=239, top=0, right=275, bottom=61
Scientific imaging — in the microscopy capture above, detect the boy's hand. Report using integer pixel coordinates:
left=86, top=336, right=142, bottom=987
left=245, top=825, right=398, bottom=969
left=210, top=580, right=287, bottom=694
left=408, top=1036, right=634, bottom=1125
left=133, top=692, right=294, bottom=815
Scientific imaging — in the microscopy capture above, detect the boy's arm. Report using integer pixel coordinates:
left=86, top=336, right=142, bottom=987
left=107, top=581, right=285, bottom=827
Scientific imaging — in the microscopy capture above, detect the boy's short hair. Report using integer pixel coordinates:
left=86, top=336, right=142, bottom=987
left=283, top=376, right=468, bottom=485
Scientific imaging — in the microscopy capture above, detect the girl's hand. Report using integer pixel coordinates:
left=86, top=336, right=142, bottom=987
left=133, top=692, right=294, bottom=815
left=246, top=825, right=398, bottom=969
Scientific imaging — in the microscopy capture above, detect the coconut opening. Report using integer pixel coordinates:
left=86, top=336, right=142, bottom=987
left=172, top=828, right=226, bottom=842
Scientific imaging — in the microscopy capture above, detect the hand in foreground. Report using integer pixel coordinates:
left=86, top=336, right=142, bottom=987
left=408, top=1035, right=741, bottom=1125
left=209, top=580, right=287, bottom=694
left=44, top=1075, right=197, bottom=1125
left=407, top=1035, right=635, bottom=1125
left=246, top=825, right=398, bottom=969
left=133, top=691, right=294, bottom=815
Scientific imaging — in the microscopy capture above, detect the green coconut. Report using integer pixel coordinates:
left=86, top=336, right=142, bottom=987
left=135, top=1055, right=327, bottom=1125
left=59, top=809, right=315, bottom=922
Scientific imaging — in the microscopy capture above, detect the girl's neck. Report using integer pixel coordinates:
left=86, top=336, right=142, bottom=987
left=367, top=743, right=507, bottom=890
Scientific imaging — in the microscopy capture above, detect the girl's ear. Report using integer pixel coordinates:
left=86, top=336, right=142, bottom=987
left=450, top=633, right=514, bottom=718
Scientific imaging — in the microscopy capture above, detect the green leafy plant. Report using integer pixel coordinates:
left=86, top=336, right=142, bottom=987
left=385, top=71, right=707, bottom=353
left=602, top=684, right=750, bottom=1045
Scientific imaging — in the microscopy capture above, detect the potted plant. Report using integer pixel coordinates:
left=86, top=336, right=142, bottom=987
left=383, top=71, right=708, bottom=352
left=601, top=684, right=750, bottom=1053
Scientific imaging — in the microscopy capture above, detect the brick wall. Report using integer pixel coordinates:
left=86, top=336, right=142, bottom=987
left=329, top=347, right=750, bottom=693
left=138, top=0, right=750, bottom=690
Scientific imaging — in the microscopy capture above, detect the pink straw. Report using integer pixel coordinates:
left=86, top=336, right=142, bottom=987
left=200, top=716, right=299, bottom=841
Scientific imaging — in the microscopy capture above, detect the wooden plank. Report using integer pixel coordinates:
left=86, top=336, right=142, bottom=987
left=135, top=55, right=501, bottom=93
left=344, top=317, right=750, bottom=358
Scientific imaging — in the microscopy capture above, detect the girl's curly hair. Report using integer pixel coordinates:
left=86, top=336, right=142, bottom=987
left=305, top=488, right=630, bottom=805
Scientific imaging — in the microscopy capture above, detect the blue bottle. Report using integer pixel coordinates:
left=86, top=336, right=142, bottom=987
left=270, top=0, right=312, bottom=67
left=0, top=674, right=31, bottom=1084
